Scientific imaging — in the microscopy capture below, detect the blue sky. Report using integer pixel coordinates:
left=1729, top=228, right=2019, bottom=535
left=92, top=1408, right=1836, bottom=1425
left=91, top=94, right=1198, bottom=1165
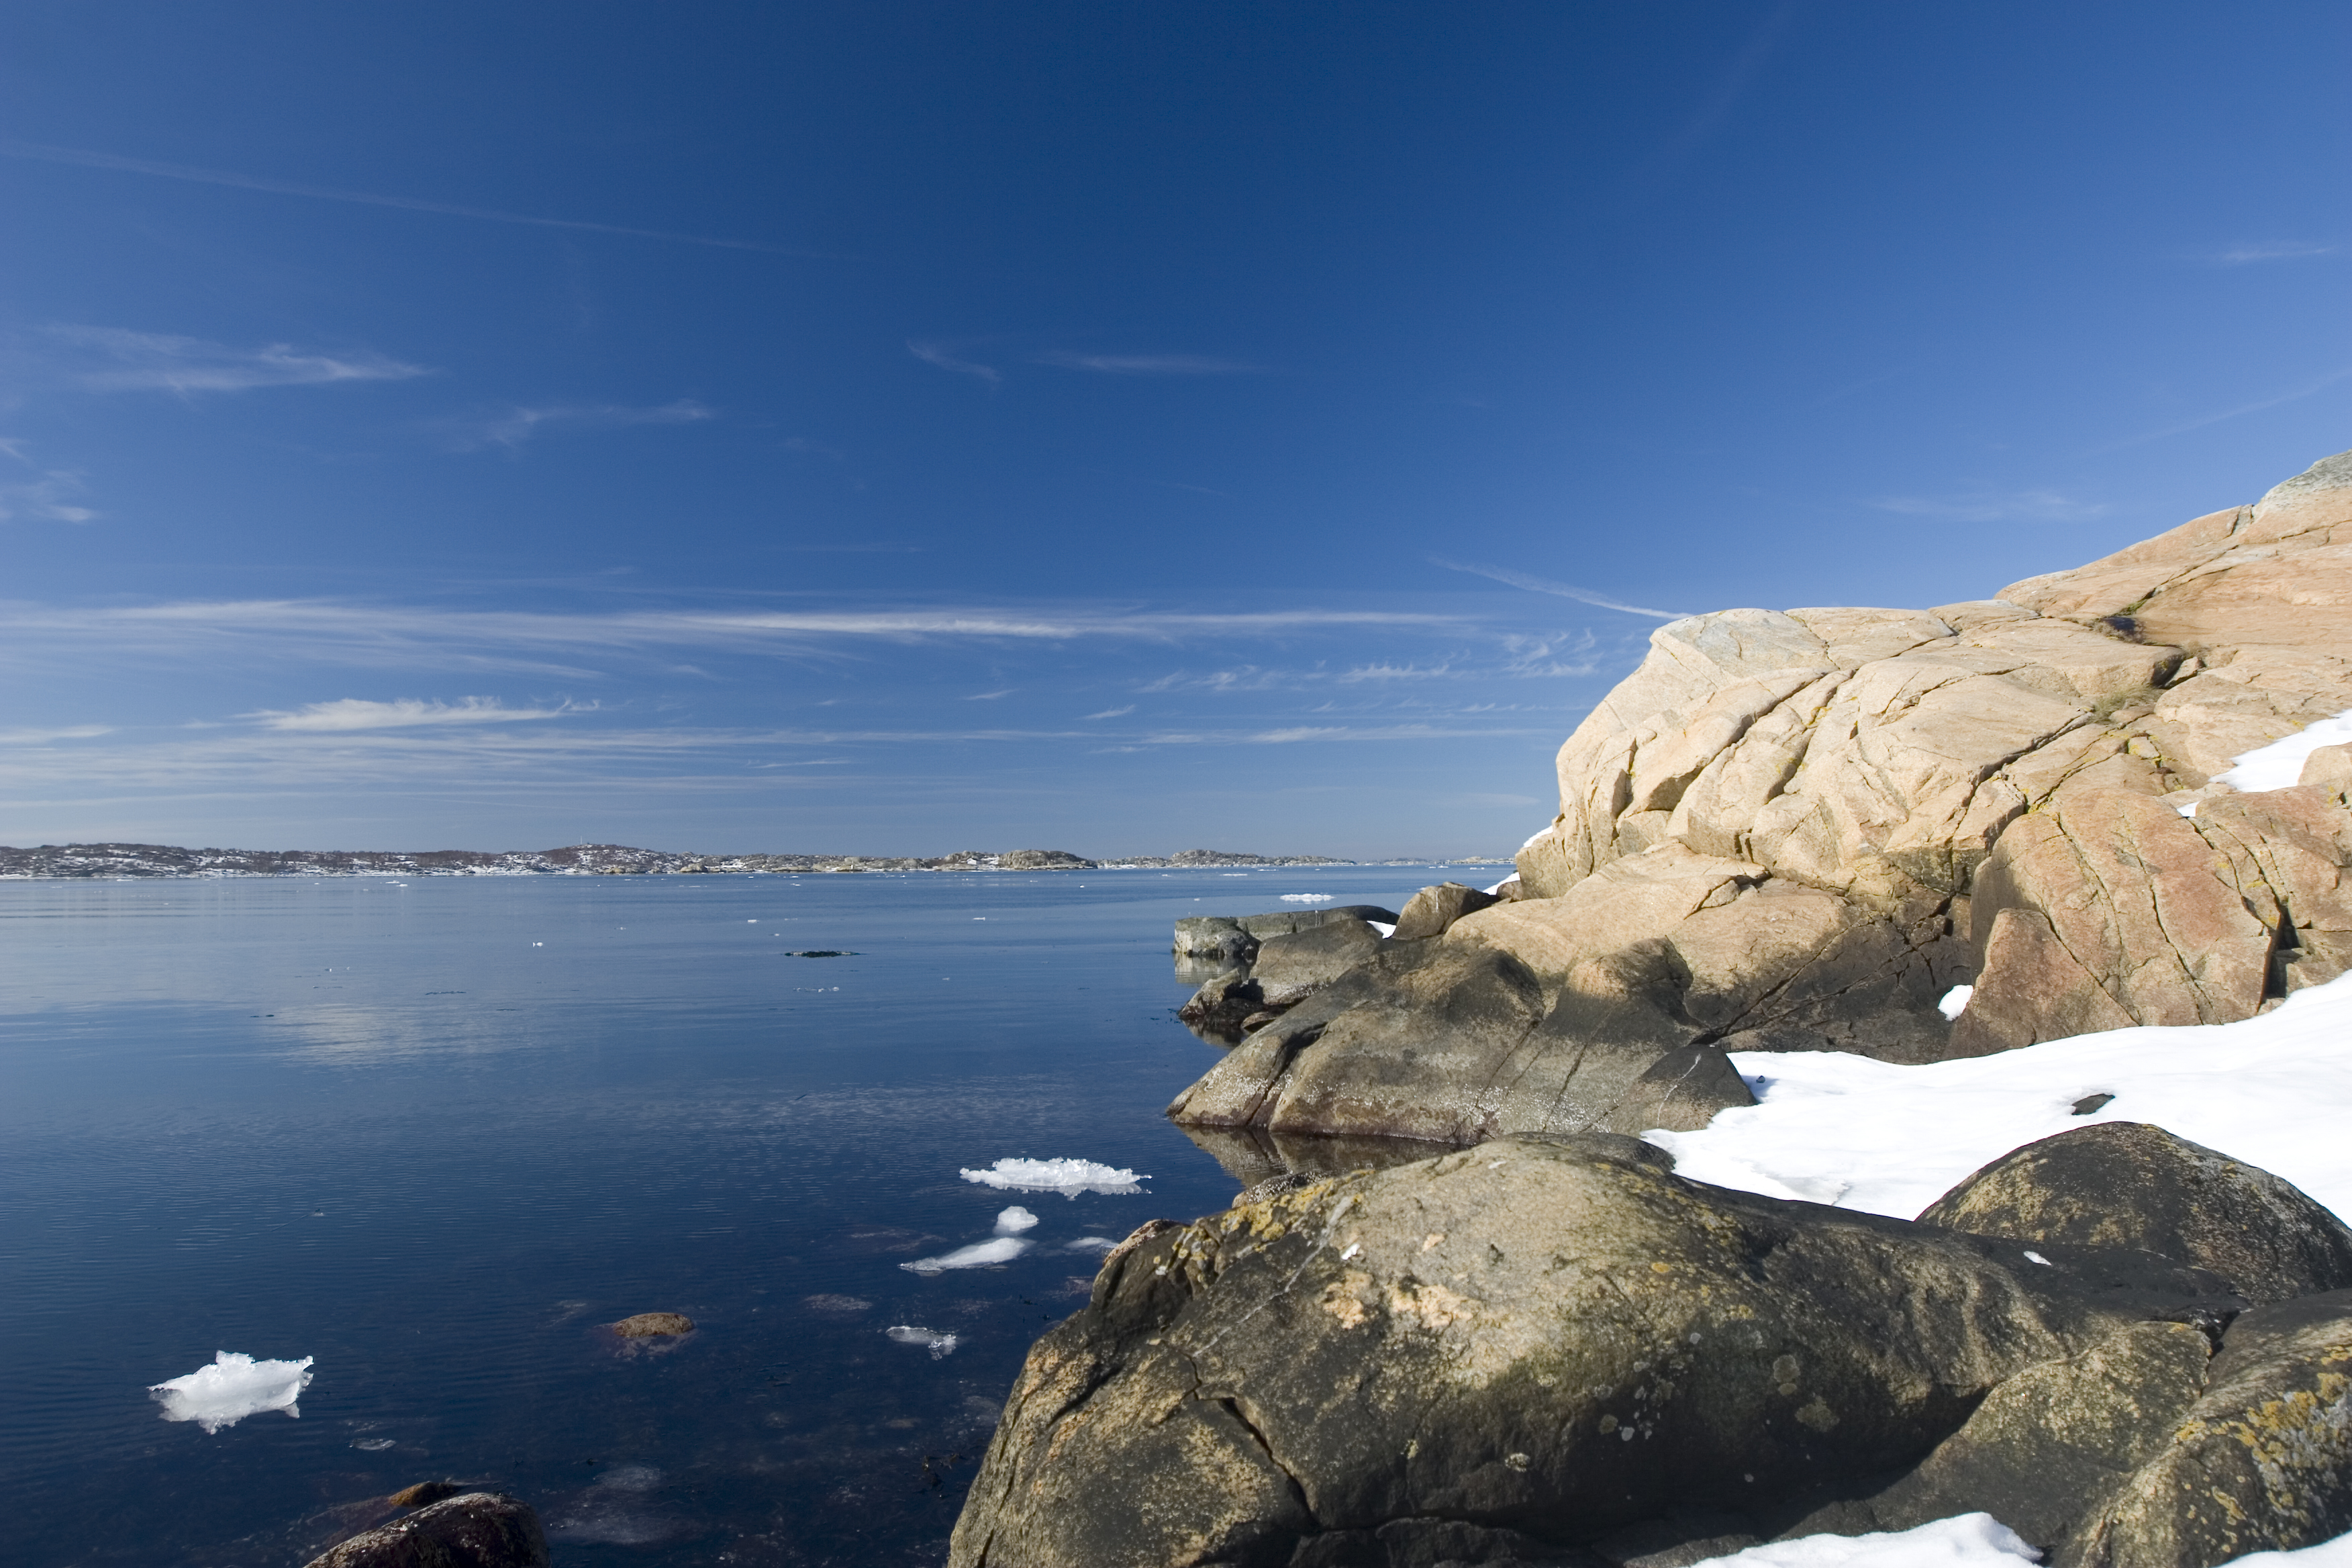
left=1, top=1, right=2345, bottom=857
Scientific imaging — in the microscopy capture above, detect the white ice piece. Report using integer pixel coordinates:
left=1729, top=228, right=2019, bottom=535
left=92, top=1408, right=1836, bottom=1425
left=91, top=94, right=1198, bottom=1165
left=2212, top=707, right=2352, bottom=793
left=149, top=1352, right=315, bottom=1432
left=1937, top=985, right=1974, bottom=1020
left=959, top=1157, right=1146, bottom=1197
left=885, top=1325, right=960, bottom=1359
left=994, top=1206, right=1040, bottom=1234
left=1280, top=893, right=1337, bottom=903
left=1066, top=1236, right=1118, bottom=1253
left=1647, top=969, right=2352, bottom=1225
left=1685, top=1511, right=2037, bottom=1565
left=901, top=1237, right=1032, bottom=1274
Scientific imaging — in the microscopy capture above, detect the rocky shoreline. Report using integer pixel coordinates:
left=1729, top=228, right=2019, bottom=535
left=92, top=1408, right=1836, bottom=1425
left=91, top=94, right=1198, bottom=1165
left=0, top=842, right=1374, bottom=879
left=945, top=449, right=2352, bottom=1567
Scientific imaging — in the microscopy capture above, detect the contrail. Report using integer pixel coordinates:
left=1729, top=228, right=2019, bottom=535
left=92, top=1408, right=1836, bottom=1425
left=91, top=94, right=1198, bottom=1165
left=0, top=138, right=835, bottom=256
left=1431, top=558, right=1686, bottom=620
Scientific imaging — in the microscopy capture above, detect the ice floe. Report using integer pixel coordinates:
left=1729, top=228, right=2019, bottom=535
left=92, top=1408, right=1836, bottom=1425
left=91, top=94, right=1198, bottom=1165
left=2214, top=707, right=2352, bottom=793
left=993, top=1206, right=1040, bottom=1234
left=1066, top=1236, right=1118, bottom=1253
left=959, top=1157, right=1147, bottom=1197
left=885, top=1325, right=959, bottom=1359
left=1280, top=893, right=1336, bottom=903
left=148, top=1351, right=314, bottom=1432
left=1649, top=969, right=2352, bottom=1224
left=901, top=1236, right=1032, bottom=1274
left=1687, top=1512, right=2035, bottom=1565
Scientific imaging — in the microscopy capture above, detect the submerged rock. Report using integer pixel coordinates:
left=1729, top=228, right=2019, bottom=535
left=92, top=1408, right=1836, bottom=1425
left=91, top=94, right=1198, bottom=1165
left=1918, top=1122, right=2352, bottom=1305
left=948, top=1133, right=2239, bottom=1568
left=609, top=1312, right=695, bottom=1337
left=303, top=1493, right=548, bottom=1568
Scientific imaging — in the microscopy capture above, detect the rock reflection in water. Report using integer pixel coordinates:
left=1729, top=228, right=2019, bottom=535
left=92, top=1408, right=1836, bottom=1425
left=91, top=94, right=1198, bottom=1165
left=1176, top=1120, right=1459, bottom=1189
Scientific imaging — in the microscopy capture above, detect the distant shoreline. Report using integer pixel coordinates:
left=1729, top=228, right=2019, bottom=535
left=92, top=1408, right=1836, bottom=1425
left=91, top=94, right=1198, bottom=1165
left=0, top=842, right=1514, bottom=880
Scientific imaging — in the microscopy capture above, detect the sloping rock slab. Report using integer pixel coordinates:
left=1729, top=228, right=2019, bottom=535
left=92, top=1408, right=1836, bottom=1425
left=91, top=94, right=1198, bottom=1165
left=948, top=1134, right=2239, bottom=1568
left=304, top=1493, right=549, bottom=1568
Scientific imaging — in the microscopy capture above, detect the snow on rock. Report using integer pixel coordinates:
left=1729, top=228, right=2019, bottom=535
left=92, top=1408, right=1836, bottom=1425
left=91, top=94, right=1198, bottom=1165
left=2214, top=707, right=2352, bottom=793
left=2216, top=1528, right=2352, bottom=1563
left=959, top=1157, right=1146, bottom=1197
left=1689, top=1513, right=2036, bottom=1566
left=884, top=1326, right=959, bottom=1359
left=1649, top=969, right=2352, bottom=1224
left=1937, top=985, right=1974, bottom=1021
left=148, top=1352, right=314, bottom=1432
left=1369, top=922, right=1398, bottom=938
left=901, top=1237, right=1031, bottom=1275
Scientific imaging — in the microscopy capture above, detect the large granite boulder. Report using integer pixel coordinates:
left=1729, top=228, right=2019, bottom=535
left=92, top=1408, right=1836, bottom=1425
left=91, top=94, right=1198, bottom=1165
left=1916, top=1122, right=2352, bottom=1306
left=303, top=1493, right=549, bottom=1568
left=1480, top=450, right=2352, bottom=1065
left=1391, top=881, right=1502, bottom=941
left=948, top=1134, right=2241, bottom=1568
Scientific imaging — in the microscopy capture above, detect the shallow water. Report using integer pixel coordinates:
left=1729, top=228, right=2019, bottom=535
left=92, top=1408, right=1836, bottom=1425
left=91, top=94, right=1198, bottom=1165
left=0, top=866, right=1442, bottom=1567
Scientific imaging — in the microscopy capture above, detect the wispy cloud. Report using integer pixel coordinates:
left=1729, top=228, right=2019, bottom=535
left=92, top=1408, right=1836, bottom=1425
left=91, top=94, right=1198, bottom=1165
left=1083, top=705, right=1135, bottom=719
left=1431, top=558, right=1686, bottom=620
left=0, top=442, right=97, bottom=522
left=2209, top=241, right=2339, bottom=265
left=1034, top=352, right=1265, bottom=376
left=908, top=340, right=1000, bottom=384
left=2082, top=365, right=2352, bottom=456
left=0, top=138, right=827, bottom=256
left=244, top=697, right=589, bottom=732
left=1867, top=490, right=2108, bottom=524
left=1632, top=1, right=1800, bottom=183
left=449, top=399, right=716, bottom=450
left=963, top=689, right=1014, bottom=701
left=48, top=325, right=426, bottom=394
left=0, top=724, right=111, bottom=744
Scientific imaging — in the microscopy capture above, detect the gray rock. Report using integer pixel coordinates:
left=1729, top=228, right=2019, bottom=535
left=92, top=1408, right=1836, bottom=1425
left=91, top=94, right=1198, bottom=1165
left=1916, top=1122, right=2352, bottom=1305
left=1391, top=882, right=1502, bottom=941
left=948, top=1133, right=2241, bottom=1568
left=1181, top=975, right=1306, bottom=1044
left=1238, top=905, right=1401, bottom=938
left=304, top=1493, right=549, bottom=1568
left=1251, top=920, right=1386, bottom=990
left=2073, top=1291, right=2352, bottom=1566
left=1175, top=915, right=1260, bottom=962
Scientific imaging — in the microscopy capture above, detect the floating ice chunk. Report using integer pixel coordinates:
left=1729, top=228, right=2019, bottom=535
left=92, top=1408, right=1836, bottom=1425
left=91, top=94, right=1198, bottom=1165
left=1937, top=985, right=1974, bottom=1020
left=1066, top=1236, right=1118, bottom=1253
left=994, top=1206, right=1040, bottom=1234
left=353, top=1437, right=395, bottom=1451
left=150, top=1352, right=314, bottom=1432
left=885, top=1325, right=960, bottom=1359
left=1279, top=893, right=1336, bottom=903
left=902, top=1237, right=1032, bottom=1274
left=959, top=1157, right=1147, bottom=1197
left=1685, top=1511, right=2037, bottom=1565
left=2214, top=707, right=2352, bottom=793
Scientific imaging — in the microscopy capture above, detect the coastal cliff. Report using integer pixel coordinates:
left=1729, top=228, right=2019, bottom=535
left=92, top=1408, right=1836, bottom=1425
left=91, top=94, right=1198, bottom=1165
left=959, top=451, right=2352, bottom=1567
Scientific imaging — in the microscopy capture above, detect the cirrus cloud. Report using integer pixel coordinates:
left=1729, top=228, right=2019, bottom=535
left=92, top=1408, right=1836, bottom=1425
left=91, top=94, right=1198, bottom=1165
left=245, top=697, right=589, bottom=732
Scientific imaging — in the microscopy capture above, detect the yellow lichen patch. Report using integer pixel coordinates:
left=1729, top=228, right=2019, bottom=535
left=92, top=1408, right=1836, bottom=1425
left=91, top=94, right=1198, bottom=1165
left=1321, top=1269, right=1375, bottom=1329
left=1389, top=1278, right=1480, bottom=1334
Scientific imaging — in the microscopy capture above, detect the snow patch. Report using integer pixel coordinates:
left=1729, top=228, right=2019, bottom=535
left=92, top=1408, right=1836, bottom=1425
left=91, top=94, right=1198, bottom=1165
left=1937, top=985, right=1973, bottom=1020
left=960, top=1157, right=1146, bottom=1197
left=2213, top=707, right=2352, bottom=793
left=1649, top=970, right=2352, bottom=1224
left=901, top=1237, right=1031, bottom=1274
left=885, top=1325, right=959, bottom=1359
left=1369, top=922, right=1398, bottom=938
left=1687, top=1512, right=2037, bottom=1565
left=1481, top=877, right=1520, bottom=897
left=149, top=1352, right=314, bottom=1432
left=2215, top=1528, right=2352, bottom=1563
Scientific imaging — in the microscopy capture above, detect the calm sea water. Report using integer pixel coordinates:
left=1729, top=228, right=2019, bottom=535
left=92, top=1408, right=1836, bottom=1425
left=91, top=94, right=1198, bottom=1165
left=0, top=866, right=1443, bottom=1567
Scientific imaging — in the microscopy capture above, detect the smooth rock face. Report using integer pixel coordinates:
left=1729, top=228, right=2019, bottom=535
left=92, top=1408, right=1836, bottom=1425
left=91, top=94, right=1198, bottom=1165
left=1916, top=1122, right=2352, bottom=1306
left=1391, top=882, right=1502, bottom=941
left=947, top=1134, right=2239, bottom=1568
left=304, top=1493, right=550, bottom=1568
left=1167, top=944, right=1754, bottom=1145
left=1251, top=920, right=1387, bottom=990
left=2073, top=1291, right=2352, bottom=1567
